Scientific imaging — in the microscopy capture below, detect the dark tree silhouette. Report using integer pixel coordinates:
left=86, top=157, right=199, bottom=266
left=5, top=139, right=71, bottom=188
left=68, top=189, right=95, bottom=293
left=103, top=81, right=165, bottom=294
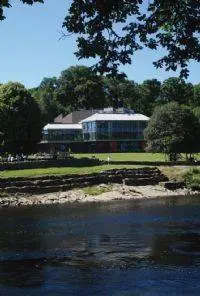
left=1, top=1, right=200, bottom=77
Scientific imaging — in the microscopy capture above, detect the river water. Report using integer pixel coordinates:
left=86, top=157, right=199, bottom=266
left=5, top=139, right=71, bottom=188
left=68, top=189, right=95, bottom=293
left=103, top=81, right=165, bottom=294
left=0, top=196, right=200, bottom=295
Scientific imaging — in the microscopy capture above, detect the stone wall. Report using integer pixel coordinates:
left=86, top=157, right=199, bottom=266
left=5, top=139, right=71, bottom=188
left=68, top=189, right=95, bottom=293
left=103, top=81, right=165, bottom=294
left=0, top=157, right=101, bottom=171
left=0, top=167, right=168, bottom=195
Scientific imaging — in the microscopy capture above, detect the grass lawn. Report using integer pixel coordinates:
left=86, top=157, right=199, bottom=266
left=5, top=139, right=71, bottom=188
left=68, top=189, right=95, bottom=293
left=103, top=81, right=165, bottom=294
left=0, top=164, right=195, bottom=181
left=0, top=164, right=141, bottom=179
left=73, top=153, right=167, bottom=162
left=0, top=152, right=199, bottom=180
left=159, top=166, right=189, bottom=182
left=83, top=185, right=112, bottom=196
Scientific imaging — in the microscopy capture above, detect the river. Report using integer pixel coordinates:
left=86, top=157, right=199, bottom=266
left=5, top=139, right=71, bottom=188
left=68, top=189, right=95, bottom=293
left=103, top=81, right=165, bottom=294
left=0, top=196, right=200, bottom=295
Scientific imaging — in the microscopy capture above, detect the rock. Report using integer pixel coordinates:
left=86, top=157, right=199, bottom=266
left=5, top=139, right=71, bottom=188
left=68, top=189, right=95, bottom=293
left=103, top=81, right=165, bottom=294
left=164, top=181, right=185, bottom=190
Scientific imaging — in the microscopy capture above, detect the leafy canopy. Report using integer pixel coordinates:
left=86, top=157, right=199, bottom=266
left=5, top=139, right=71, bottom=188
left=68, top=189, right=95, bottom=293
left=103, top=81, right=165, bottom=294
left=0, top=82, right=42, bottom=153
left=65, top=0, right=200, bottom=78
left=193, top=84, right=200, bottom=107
left=31, top=66, right=107, bottom=123
left=144, top=102, right=200, bottom=156
left=31, top=65, right=200, bottom=124
left=56, top=66, right=107, bottom=112
left=0, top=0, right=43, bottom=20
left=160, top=77, right=194, bottom=105
left=30, top=77, right=60, bottom=124
left=1, top=1, right=200, bottom=78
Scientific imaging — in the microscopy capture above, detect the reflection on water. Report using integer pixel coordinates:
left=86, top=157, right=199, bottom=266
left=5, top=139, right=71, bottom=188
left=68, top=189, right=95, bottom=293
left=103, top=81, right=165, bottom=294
left=0, top=196, right=200, bottom=295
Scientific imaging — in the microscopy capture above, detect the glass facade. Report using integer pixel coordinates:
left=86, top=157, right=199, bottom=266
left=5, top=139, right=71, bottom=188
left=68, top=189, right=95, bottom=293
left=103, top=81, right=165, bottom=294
left=82, top=121, right=97, bottom=141
left=43, top=129, right=82, bottom=142
left=82, top=120, right=148, bottom=141
left=42, top=119, right=148, bottom=152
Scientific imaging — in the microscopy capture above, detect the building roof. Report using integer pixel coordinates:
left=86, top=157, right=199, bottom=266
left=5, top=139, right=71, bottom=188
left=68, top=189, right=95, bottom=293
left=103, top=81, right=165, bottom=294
left=54, top=109, right=101, bottom=124
left=43, top=124, right=82, bottom=130
left=54, top=114, right=65, bottom=123
left=80, top=113, right=150, bottom=123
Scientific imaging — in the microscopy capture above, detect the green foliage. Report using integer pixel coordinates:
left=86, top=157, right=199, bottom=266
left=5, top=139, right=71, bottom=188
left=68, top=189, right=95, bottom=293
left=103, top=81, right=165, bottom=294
left=103, top=77, right=138, bottom=109
left=56, top=66, right=107, bottom=112
left=64, top=0, right=200, bottom=78
left=193, top=106, right=200, bottom=122
left=0, top=0, right=43, bottom=20
left=160, top=77, right=193, bottom=105
left=136, top=79, right=161, bottom=116
left=31, top=66, right=107, bottom=123
left=192, top=84, right=200, bottom=107
left=1, top=1, right=200, bottom=77
left=184, top=168, right=200, bottom=191
left=30, top=66, right=199, bottom=124
left=0, top=82, right=42, bottom=153
left=31, top=77, right=60, bottom=124
left=31, top=66, right=108, bottom=122
left=83, top=185, right=112, bottom=196
left=102, top=77, right=161, bottom=116
left=145, top=102, right=200, bottom=157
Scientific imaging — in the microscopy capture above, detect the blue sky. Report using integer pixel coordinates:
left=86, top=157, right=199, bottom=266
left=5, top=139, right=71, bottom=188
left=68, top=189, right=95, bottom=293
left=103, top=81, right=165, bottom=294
left=0, top=0, right=199, bottom=88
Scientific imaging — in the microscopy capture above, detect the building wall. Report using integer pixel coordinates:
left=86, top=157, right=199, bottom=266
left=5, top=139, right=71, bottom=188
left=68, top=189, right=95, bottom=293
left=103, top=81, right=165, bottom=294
left=43, top=129, right=82, bottom=142
left=39, top=140, right=145, bottom=153
left=82, top=120, right=148, bottom=142
left=86, top=141, right=144, bottom=153
left=41, top=117, right=149, bottom=153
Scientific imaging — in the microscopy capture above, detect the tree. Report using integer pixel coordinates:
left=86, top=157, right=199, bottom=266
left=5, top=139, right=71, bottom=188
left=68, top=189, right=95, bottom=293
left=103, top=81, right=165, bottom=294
left=64, top=0, right=200, bottom=78
left=39, top=77, right=58, bottom=90
left=144, top=102, right=200, bottom=160
left=0, top=0, right=43, bottom=21
left=56, top=66, right=106, bottom=112
left=103, top=77, right=138, bottom=109
left=31, top=77, right=60, bottom=124
left=192, top=84, right=200, bottom=107
left=136, top=79, right=161, bottom=116
left=1, top=1, right=200, bottom=78
left=160, top=77, right=193, bottom=105
left=0, top=82, right=42, bottom=153
left=193, top=106, right=200, bottom=123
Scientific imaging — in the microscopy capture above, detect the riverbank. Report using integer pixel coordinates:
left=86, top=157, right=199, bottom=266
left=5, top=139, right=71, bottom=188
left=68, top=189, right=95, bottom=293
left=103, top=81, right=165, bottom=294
left=0, top=183, right=199, bottom=208
left=0, top=166, right=199, bottom=208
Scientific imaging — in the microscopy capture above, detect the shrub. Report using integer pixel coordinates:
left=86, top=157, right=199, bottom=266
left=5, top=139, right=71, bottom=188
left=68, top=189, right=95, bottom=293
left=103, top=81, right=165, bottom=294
left=184, top=168, right=200, bottom=191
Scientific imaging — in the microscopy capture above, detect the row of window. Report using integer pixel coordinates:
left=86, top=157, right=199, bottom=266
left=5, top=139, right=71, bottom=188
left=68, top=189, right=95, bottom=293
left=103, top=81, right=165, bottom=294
left=43, top=130, right=82, bottom=142
left=43, top=121, right=147, bottom=142
left=83, top=132, right=144, bottom=141
left=43, top=132, right=144, bottom=142
left=82, top=121, right=147, bottom=132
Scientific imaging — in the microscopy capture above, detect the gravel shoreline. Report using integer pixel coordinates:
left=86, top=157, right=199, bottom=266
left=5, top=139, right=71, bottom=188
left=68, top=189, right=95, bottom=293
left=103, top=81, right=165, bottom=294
left=0, top=184, right=199, bottom=208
